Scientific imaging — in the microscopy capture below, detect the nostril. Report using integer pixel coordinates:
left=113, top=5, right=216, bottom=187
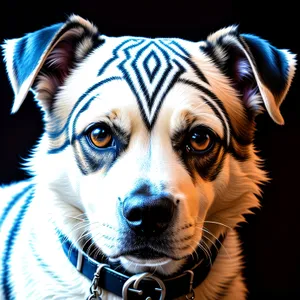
left=152, top=197, right=175, bottom=224
left=124, top=206, right=142, bottom=222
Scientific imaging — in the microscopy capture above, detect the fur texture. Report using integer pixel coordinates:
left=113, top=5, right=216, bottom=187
left=0, top=15, right=296, bottom=299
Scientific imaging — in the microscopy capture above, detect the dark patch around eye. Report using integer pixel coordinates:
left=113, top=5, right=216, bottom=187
left=172, top=127, right=190, bottom=151
left=111, top=123, right=131, bottom=146
left=73, top=137, right=117, bottom=175
left=186, top=140, right=225, bottom=182
left=71, top=123, right=129, bottom=175
left=172, top=126, right=226, bottom=182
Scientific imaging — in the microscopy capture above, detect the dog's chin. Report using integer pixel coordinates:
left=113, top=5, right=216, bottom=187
left=116, top=256, right=184, bottom=276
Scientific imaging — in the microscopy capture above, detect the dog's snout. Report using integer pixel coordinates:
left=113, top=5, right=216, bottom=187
left=122, top=194, right=176, bottom=237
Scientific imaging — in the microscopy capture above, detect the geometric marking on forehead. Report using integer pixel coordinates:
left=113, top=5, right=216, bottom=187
left=144, top=50, right=160, bottom=82
left=97, top=38, right=209, bottom=129
left=118, top=40, right=185, bottom=128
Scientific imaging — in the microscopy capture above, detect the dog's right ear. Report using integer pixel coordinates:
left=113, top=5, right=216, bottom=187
left=2, top=15, right=100, bottom=114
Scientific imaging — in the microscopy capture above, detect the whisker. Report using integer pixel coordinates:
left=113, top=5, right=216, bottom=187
left=93, top=247, right=106, bottom=262
left=202, top=232, right=219, bottom=252
left=64, top=220, right=91, bottom=238
left=200, top=242, right=213, bottom=266
left=81, top=233, right=96, bottom=254
left=86, top=232, right=103, bottom=258
left=200, top=238, right=212, bottom=257
left=66, top=222, right=101, bottom=257
left=192, top=221, right=232, bottom=261
left=62, top=212, right=88, bottom=222
left=202, top=227, right=231, bottom=260
left=197, top=242, right=211, bottom=265
left=58, top=223, right=90, bottom=253
left=112, top=262, right=124, bottom=273
left=64, top=216, right=87, bottom=222
left=191, top=243, right=199, bottom=262
left=204, top=220, right=233, bottom=230
left=68, top=229, right=89, bottom=258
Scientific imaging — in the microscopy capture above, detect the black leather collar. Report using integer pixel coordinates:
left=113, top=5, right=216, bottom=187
left=59, top=233, right=225, bottom=299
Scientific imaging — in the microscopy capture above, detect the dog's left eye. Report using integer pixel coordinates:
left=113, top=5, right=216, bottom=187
left=86, top=123, right=113, bottom=148
left=186, top=126, right=215, bottom=153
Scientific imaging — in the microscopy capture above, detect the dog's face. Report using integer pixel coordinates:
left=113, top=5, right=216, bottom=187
left=3, top=16, right=296, bottom=275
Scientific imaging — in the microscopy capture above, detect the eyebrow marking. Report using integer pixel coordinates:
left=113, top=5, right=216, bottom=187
left=47, top=76, right=122, bottom=154
left=176, top=78, right=253, bottom=161
left=176, top=78, right=230, bottom=146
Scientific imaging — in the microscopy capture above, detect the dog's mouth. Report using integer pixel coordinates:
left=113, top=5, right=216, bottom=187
left=124, top=248, right=167, bottom=259
left=82, top=232, right=178, bottom=266
left=109, top=247, right=176, bottom=266
left=116, top=248, right=173, bottom=269
left=123, top=255, right=172, bottom=266
left=110, top=246, right=181, bottom=261
left=108, top=246, right=185, bottom=275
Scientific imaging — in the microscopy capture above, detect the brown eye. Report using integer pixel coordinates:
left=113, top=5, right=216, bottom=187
left=88, top=124, right=112, bottom=148
left=188, top=127, right=214, bottom=153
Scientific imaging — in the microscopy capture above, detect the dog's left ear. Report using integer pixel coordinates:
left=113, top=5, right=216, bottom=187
left=201, top=26, right=296, bottom=124
left=2, top=15, right=100, bottom=114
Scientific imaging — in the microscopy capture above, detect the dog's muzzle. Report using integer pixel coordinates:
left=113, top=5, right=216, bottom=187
left=121, top=192, right=176, bottom=237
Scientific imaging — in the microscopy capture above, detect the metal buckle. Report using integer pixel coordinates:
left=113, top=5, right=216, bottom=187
left=184, top=270, right=195, bottom=300
left=122, top=272, right=166, bottom=300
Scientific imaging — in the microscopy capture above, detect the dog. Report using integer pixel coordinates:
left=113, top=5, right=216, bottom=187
left=0, top=15, right=296, bottom=299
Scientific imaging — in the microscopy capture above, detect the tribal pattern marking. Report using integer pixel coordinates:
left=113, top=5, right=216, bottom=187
left=47, top=38, right=211, bottom=154
left=100, top=38, right=209, bottom=128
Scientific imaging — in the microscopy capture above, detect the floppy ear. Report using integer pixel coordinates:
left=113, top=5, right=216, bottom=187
left=201, top=26, right=296, bottom=124
left=2, top=15, right=100, bottom=114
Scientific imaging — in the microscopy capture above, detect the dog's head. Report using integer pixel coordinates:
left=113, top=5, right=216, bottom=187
left=3, top=15, right=296, bottom=275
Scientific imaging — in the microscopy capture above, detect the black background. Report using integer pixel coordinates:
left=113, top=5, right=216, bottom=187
left=0, top=1, right=299, bottom=298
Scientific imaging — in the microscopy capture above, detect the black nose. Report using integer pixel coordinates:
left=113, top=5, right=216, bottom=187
left=122, top=194, right=176, bottom=237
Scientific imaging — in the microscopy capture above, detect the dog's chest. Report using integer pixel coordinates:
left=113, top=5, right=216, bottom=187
left=0, top=182, right=91, bottom=299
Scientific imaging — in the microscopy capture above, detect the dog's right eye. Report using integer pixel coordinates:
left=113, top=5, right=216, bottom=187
left=86, top=123, right=113, bottom=148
